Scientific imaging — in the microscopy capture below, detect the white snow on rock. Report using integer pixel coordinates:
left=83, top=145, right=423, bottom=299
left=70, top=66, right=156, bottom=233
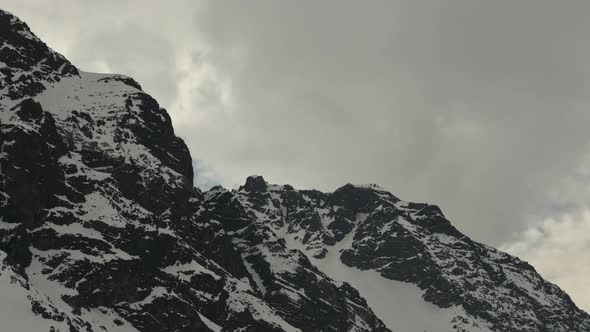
left=0, top=252, right=71, bottom=332
left=311, top=224, right=492, bottom=332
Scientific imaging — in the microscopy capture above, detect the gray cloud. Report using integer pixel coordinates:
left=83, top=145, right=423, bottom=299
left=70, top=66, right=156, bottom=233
left=181, top=0, right=590, bottom=244
left=3, top=0, right=590, bottom=310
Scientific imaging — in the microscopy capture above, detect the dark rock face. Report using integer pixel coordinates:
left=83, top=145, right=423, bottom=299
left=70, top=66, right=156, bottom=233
left=1, top=99, right=65, bottom=229
left=329, top=183, right=398, bottom=213
left=0, top=8, right=589, bottom=332
left=242, top=175, right=268, bottom=192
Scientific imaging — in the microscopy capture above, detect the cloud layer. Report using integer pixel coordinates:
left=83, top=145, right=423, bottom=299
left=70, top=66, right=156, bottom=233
left=3, top=0, right=590, bottom=311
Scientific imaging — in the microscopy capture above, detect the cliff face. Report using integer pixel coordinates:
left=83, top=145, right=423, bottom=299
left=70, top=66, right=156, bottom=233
left=0, top=9, right=589, bottom=332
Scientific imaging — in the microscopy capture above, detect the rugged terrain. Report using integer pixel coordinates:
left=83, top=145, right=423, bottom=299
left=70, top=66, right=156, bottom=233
left=1, top=9, right=589, bottom=332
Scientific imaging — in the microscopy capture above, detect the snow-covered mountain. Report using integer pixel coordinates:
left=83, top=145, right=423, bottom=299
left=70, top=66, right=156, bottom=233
left=0, top=9, right=589, bottom=332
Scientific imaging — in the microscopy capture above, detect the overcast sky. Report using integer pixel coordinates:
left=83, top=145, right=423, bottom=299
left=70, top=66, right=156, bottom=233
left=3, top=0, right=589, bottom=312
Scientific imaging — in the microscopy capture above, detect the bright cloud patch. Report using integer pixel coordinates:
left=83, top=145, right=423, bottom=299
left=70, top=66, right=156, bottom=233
left=502, top=210, right=590, bottom=312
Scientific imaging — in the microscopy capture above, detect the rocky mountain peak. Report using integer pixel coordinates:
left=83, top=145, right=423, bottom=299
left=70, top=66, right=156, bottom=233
left=241, top=175, right=268, bottom=192
left=329, top=183, right=399, bottom=213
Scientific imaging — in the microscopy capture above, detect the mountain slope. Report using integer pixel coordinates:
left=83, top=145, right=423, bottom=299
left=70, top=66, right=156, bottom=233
left=0, top=8, right=589, bottom=332
left=216, top=176, right=590, bottom=331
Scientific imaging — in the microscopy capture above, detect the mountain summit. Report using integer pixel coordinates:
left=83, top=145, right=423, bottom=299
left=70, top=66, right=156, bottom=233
left=1, top=9, right=589, bottom=332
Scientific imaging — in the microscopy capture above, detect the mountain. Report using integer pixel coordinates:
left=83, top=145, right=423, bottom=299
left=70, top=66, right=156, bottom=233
left=0, top=9, right=589, bottom=332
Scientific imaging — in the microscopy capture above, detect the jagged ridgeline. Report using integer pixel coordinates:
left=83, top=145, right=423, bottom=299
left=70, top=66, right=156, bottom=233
left=1, top=9, right=589, bottom=332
